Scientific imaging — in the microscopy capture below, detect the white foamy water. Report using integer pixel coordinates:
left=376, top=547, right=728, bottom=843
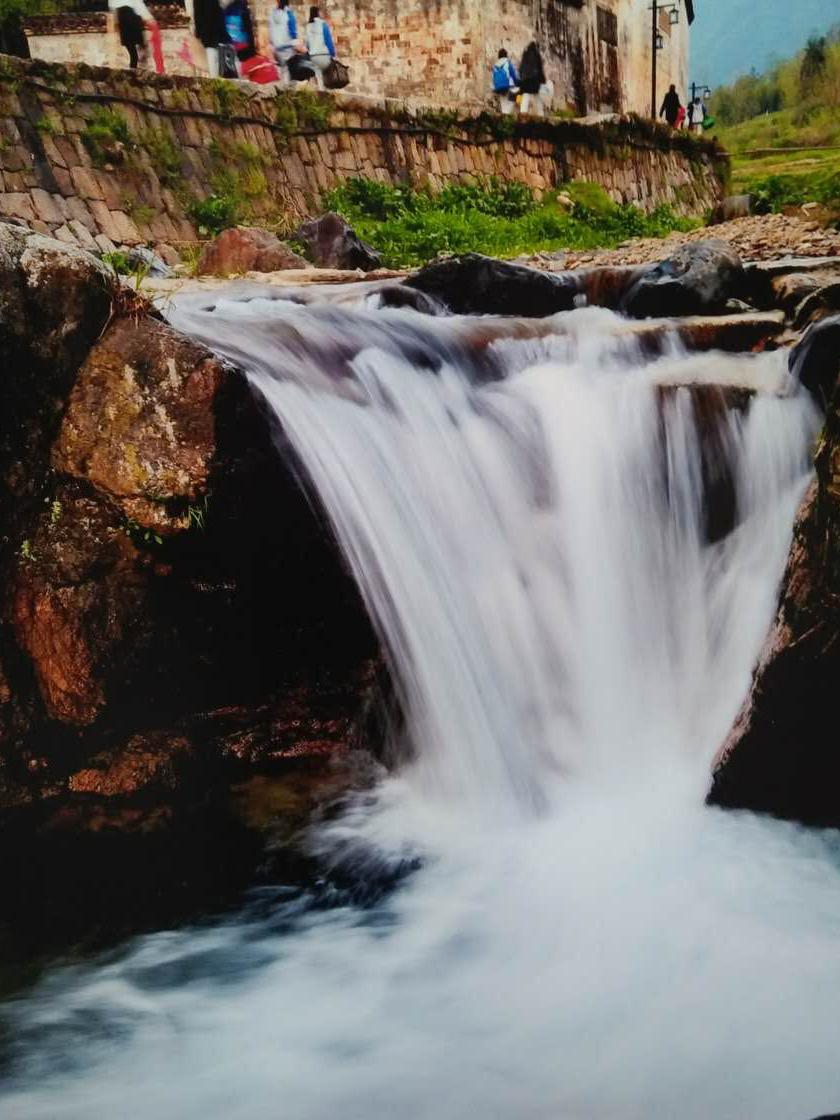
left=3, top=293, right=840, bottom=1120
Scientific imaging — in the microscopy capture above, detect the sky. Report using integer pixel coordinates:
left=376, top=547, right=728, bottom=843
left=691, top=0, right=839, bottom=89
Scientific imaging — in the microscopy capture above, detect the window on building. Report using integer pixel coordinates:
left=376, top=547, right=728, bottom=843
left=597, top=6, right=618, bottom=46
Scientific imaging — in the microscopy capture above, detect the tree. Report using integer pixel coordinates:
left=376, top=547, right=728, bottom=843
left=801, top=35, right=828, bottom=90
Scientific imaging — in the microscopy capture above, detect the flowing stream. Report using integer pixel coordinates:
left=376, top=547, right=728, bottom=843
left=3, top=288, right=840, bottom=1119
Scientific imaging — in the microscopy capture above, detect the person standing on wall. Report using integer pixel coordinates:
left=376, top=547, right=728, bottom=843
left=108, top=0, right=157, bottom=69
left=193, top=0, right=228, bottom=76
left=492, top=49, right=519, bottom=115
left=305, top=6, right=336, bottom=89
left=220, top=0, right=255, bottom=66
left=659, top=83, right=682, bottom=128
left=270, top=0, right=299, bottom=85
left=688, top=95, right=706, bottom=133
left=518, top=41, right=546, bottom=116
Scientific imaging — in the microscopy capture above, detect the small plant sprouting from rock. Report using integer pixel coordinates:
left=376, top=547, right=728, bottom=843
left=102, top=251, right=152, bottom=289
left=102, top=249, right=133, bottom=275
left=35, top=115, right=59, bottom=136
left=209, top=78, right=247, bottom=119
left=273, top=88, right=333, bottom=145
left=188, top=497, right=209, bottom=533
left=138, top=126, right=183, bottom=187
left=122, top=195, right=156, bottom=228
left=18, top=539, right=33, bottom=561
left=124, top=518, right=163, bottom=547
left=48, top=498, right=62, bottom=527
left=81, top=107, right=132, bottom=166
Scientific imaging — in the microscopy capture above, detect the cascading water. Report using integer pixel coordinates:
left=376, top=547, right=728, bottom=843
left=3, top=288, right=840, bottom=1120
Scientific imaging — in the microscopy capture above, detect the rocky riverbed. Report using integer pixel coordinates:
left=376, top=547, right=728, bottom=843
left=525, top=212, right=840, bottom=271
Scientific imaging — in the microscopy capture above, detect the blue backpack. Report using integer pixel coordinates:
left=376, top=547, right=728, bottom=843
left=493, top=61, right=511, bottom=93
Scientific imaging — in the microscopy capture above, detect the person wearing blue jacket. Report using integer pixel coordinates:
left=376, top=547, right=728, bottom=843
left=305, top=5, right=336, bottom=89
left=269, top=0, right=299, bottom=84
left=492, top=48, right=519, bottom=114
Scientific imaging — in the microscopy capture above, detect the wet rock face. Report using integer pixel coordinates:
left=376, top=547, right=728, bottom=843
left=294, top=212, right=382, bottom=272
left=0, top=223, right=114, bottom=524
left=197, top=226, right=308, bottom=277
left=711, top=322, right=840, bottom=826
left=10, top=481, right=144, bottom=726
left=53, top=315, right=229, bottom=533
left=620, top=240, right=745, bottom=320
left=68, top=732, right=199, bottom=797
left=0, top=230, right=378, bottom=822
left=789, top=315, right=840, bottom=408
left=406, top=253, right=580, bottom=317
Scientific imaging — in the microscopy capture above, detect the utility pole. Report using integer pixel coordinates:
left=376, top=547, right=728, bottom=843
left=651, top=0, right=658, bottom=118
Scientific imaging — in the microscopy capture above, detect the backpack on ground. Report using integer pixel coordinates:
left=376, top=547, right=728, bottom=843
left=323, top=58, right=350, bottom=89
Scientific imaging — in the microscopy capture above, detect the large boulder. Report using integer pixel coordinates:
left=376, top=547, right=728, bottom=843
left=710, top=319, right=840, bottom=825
left=620, top=240, right=745, bottom=319
left=406, top=253, right=580, bottom=317
left=294, top=212, right=382, bottom=272
left=196, top=226, right=308, bottom=277
left=52, top=314, right=231, bottom=533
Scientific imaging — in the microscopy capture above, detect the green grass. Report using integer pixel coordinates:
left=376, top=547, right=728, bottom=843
left=715, top=106, right=840, bottom=157
left=323, top=178, right=699, bottom=269
left=714, top=110, right=840, bottom=210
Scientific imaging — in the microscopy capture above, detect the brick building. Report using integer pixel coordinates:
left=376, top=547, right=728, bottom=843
left=265, top=0, right=695, bottom=116
left=24, top=0, right=695, bottom=117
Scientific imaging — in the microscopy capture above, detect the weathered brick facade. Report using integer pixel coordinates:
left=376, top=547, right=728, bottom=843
left=26, top=0, right=693, bottom=116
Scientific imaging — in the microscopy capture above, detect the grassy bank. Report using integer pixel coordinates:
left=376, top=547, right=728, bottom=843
left=710, top=30, right=840, bottom=215
left=322, top=178, right=699, bottom=269
left=715, top=111, right=840, bottom=211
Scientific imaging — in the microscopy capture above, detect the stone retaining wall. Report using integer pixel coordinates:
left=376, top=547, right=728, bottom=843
left=0, top=57, right=727, bottom=253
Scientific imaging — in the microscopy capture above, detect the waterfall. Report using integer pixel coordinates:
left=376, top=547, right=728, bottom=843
left=4, top=290, right=840, bottom=1120
left=169, top=291, right=815, bottom=814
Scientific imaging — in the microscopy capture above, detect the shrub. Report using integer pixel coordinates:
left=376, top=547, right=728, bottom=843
left=187, top=192, right=241, bottom=236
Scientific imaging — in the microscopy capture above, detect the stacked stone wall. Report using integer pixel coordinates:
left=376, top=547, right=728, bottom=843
left=0, top=58, right=726, bottom=253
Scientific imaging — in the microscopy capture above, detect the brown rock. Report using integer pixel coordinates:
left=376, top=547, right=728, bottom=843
left=52, top=315, right=228, bottom=532
left=0, top=222, right=115, bottom=524
left=769, top=272, right=822, bottom=316
left=294, top=212, right=382, bottom=272
left=153, top=241, right=182, bottom=268
left=197, top=226, right=308, bottom=277
left=10, top=481, right=143, bottom=725
left=69, top=732, right=196, bottom=796
left=711, top=327, right=840, bottom=825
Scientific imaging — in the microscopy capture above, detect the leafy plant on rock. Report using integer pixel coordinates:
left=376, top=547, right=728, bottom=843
left=81, top=107, right=132, bottom=166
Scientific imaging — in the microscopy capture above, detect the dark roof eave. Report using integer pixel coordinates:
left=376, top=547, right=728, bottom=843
left=685, top=0, right=695, bottom=23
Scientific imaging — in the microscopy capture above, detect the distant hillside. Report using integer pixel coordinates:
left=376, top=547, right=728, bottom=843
left=693, top=0, right=838, bottom=88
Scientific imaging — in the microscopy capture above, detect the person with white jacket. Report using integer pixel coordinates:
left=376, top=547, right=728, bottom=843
left=269, top=0, right=299, bottom=84
left=304, top=5, right=336, bottom=89
left=108, top=0, right=155, bottom=68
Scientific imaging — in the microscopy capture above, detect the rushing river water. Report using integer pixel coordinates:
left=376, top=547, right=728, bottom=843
left=3, top=288, right=840, bottom=1119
